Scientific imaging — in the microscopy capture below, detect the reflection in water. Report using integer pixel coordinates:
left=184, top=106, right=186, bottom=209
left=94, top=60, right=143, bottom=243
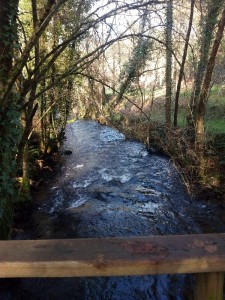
left=1, top=120, right=225, bottom=300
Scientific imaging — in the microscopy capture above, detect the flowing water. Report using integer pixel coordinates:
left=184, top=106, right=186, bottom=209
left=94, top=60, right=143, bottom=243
left=1, top=120, right=225, bottom=299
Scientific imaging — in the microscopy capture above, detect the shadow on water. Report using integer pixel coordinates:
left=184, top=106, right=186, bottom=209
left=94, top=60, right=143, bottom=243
left=1, top=120, right=225, bottom=299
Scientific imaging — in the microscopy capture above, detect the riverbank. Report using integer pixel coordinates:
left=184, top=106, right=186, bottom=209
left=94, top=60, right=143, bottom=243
left=105, top=114, right=225, bottom=203
left=12, top=119, right=225, bottom=240
left=7, top=119, right=225, bottom=300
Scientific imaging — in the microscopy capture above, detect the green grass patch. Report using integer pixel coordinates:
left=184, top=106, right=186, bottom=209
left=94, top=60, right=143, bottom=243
left=67, top=118, right=76, bottom=124
left=205, top=85, right=225, bottom=133
left=205, top=119, right=225, bottom=134
left=121, top=84, right=225, bottom=134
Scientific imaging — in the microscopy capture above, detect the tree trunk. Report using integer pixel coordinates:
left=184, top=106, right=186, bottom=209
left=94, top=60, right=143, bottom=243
left=196, top=6, right=225, bottom=151
left=188, top=0, right=223, bottom=126
left=1, top=0, right=65, bottom=110
left=0, top=0, right=19, bottom=238
left=19, top=144, right=31, bottom=201
left=165, top=0, right=173, bottom=126
left=17, top=0, right=40, bottom=200
left=174, top=0, right=195, bottom=127
left=0, top=0, right=18, bottom=98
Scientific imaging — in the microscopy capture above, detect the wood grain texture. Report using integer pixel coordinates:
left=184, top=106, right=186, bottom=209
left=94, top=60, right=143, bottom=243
left=195, top=272, right=224, bottom=300
left=0, top=233, right=225, bottom=278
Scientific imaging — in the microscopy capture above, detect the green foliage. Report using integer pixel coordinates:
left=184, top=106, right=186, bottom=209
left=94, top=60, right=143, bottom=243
left=0, top=99, right=21, bottom=236
left=206, top=120, right=225, bottom=134
left=0, top=102, right=20, bottom=197
left=120, top=38, right=152, bottom=84
left=0, top=0, right=18, bottom=80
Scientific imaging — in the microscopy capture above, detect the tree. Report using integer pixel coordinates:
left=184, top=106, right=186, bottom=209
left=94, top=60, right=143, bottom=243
left=0, top=0, right=170, bottom=238
left=4, top=0, right=225, bottom=237
left=0, top=0, right=19, bottom=238
left=195, top=6, right=225, bottom=152
left=173, top=0, right=195, bottom=127
left=114, top=37, right=152, bottom=108
left=165, top=0, right=173, bottom=126
left=189, top=0, right=223, bottom=125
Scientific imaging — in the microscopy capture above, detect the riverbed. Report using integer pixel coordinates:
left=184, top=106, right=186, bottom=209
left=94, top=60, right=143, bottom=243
left=1, top=120, right=225, bottom=299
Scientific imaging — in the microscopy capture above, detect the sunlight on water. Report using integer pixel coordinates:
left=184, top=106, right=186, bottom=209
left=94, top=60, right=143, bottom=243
left=99, top=127, right=125, bottom=142
left=67, top=195, right=87, bottom=209
left=73, top=179, right=92, bottom=188
left=99, top=168, right=132, bottom=183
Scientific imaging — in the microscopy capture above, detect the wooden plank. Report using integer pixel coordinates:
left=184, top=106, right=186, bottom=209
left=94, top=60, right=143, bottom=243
left=0, top=234, right=225, bottom=278
left=195, top=272, right=224, bottom=300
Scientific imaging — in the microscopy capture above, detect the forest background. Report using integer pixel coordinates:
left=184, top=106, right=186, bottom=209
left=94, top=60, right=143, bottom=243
left=0, top=0, right=225, bottom=238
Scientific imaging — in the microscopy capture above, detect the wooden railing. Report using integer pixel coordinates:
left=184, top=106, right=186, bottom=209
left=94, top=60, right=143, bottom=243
left=0, top=233, right=224, bottom=299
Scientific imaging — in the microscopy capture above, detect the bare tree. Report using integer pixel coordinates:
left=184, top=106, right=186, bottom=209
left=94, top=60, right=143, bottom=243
left=165, top=0, right=173, bottom=126
left=173, top=0, right=195, bottom=127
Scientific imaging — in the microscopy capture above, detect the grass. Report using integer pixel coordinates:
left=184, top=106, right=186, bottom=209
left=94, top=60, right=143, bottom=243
left=205, top=119, right=225, bottom=134
left=205, top=85, right=225, bottom=134
left=67, top=118, right=76, bottom=124
left=141, top=84, right=225, bottom=134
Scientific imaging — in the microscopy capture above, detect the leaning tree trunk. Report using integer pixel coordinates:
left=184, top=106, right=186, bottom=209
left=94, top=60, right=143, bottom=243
left=188, top=0, right=223, bottom=127
left=196, top=6, right=225, bottom=153
left=17, top=0, right=40, bottom=201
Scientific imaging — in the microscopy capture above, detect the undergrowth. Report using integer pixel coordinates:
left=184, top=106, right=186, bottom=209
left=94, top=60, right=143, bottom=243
left=109, top=112, right=225, bottom=200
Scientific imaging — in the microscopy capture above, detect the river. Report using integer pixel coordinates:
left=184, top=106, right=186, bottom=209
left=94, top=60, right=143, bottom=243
left=1, top=120, right=225, bottom=299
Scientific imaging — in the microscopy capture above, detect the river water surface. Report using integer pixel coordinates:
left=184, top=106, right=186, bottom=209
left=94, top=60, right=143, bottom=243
left=1, top=120, right=225, bottom=299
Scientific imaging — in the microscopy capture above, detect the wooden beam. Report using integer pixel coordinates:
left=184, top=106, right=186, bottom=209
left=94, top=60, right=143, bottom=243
left=195, top=272, right=224, bottom=300
left=0, top=233, right=225, bottom=278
